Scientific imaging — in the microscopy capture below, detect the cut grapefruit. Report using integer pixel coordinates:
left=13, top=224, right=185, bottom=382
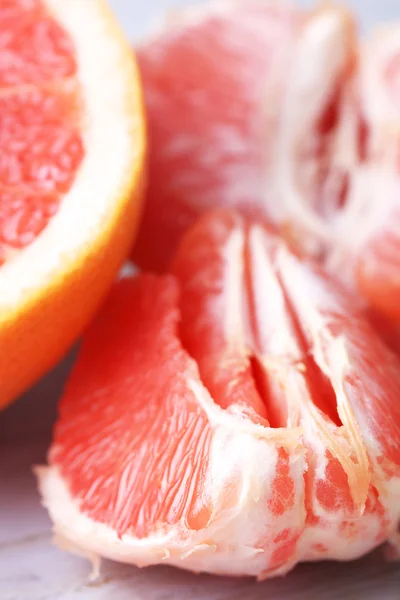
left=39, top=211, right=400, bottom=578
left=0, top=0, right=146, bottom=407
left=132, top=1, right=355, bottom=272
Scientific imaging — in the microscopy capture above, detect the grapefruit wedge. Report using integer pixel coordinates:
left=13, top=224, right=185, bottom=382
left=39, top=211, right=400, bottom=578
left=0, top=0, right=145, bottom=407
left=132, top=1, right=355, bottom=271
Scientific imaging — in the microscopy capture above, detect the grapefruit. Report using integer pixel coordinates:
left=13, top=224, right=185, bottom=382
left=328, top=26, right=400, bottom=322
left=132, top=1, right=355, bottom=272
left=39, top=210, right=400, bottom=578
left=0, top=0, right=146, bottom=407
left=133, top=0, right=400, bottom=326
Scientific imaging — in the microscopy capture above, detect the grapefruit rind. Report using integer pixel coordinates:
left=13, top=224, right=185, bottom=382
left=0, top=0, right=146, bottom=405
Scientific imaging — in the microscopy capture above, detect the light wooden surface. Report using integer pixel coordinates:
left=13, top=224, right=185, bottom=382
left=2, top=1, right=400, bottom=599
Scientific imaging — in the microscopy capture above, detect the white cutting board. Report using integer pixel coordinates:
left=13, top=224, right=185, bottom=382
left=2, top=1, right=400, bottom=599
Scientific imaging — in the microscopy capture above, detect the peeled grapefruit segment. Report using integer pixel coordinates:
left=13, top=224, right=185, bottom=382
left=0, top=0, right=145, bottom=407
left=40, top=273, right=305, bottom=578
left=173, top=210, right=400, bottom=541
left=132, top=1, right=355, bottom=271
left=350, top=28, right=400, bottom=322
left=39, top=211, right=400, bottom=578
left=134, top=0, right=400, bottom=325
left=327, top=26, right=400, bottom=322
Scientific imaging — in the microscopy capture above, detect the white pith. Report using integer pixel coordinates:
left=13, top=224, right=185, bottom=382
left=270, top=6, right=352, bottom=249
left=0, top=0, right=144, bottom=316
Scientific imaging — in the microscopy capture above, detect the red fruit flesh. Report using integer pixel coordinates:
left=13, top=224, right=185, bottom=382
left=356, top=203, right=400, bottom=323
left=170, top=210, right=270, bottom=424
left=329, top=27, right=400, bottom=322
left=278, top=245, right=400, bottom=469
left=52, top=275, right=213, bottom=538
left=47, top=210, right=400, bottom=577
left=0, top=0, right=77, bottom=86
left=134, top=0, right=400, bottom=327
left=0, top=0, right=83, bottom=265
left=172, top=210, right=400, bottom=520
left=133, top=2, right=355, bottom=272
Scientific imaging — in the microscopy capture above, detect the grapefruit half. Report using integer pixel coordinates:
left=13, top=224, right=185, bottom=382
left=0, top=0, right=146, bottom=407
